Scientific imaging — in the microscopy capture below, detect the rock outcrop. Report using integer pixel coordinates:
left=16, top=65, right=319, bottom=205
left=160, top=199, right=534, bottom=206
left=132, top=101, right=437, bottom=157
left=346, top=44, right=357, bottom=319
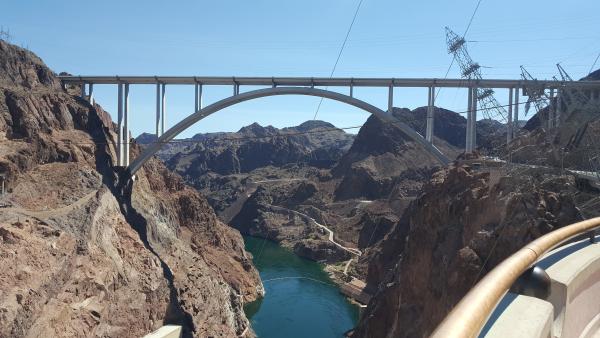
left=0, top=39, right=261, bottom=338
left=352, top=164, right=592, bottom=338
left=331, top=107, right=461, bottom=201
left=142, top=120, right=355, bottom=178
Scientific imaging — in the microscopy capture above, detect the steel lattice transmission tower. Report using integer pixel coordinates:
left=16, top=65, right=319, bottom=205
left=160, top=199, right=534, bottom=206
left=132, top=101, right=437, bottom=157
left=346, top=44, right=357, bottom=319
left=520, top=65, right=549, bottom=116
left=445, top=27, right=507, bottom=121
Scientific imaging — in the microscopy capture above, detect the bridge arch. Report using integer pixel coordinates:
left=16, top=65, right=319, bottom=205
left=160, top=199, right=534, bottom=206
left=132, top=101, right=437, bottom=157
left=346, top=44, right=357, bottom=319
left=128, top=86, right=450, bottom=175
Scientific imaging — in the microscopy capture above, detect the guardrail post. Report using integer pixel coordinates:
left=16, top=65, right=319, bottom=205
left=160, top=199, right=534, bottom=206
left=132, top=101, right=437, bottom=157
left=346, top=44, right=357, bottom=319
left=510, top=266, right=551, bottom=299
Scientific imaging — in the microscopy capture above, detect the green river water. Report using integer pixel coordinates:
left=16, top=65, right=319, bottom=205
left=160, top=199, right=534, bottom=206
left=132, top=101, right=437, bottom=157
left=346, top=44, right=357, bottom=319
left=243, top=236, right=359, bottom=338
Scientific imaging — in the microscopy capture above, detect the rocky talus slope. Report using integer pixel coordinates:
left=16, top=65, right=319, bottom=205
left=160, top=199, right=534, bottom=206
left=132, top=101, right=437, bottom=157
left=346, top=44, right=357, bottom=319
left=0, top=40, right=261, bottom=338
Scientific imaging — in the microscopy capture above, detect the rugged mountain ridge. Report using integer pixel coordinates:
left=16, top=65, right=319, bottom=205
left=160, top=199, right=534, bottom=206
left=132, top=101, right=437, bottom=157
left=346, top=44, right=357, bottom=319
left=0, top=40, right=261, bottom=337
left=137, top=120, right=355, bottom=174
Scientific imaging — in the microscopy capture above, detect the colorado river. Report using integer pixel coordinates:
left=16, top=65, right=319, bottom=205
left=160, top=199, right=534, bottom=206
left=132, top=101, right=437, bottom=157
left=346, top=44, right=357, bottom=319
left=243, top=236, right=359, bottom=338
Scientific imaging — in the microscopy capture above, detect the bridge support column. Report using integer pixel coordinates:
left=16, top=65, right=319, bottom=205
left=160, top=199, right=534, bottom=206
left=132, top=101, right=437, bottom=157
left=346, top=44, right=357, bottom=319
left=471, top=88, right=478, bottom=151
left=514, top=87, right=519, bottom=138
left=426, top=86, right=434, bottom=143
left=161, top=84, right=166, bottom=135
left=466, top=87, right=473, bottom=152
left=88, top=83, right=94, bottom=105
left=549, top=88, right=555, bottom=129
left=117, top=83, right=124, bottom=166
left=556, top=89, right=561, bottom=127
left=388, top=85, right=394, bottom=114
left=124, top=83, right=130, bottom=167
left=507, top=88, right=513, bottom=144
left=80, top=82, right=86, bottom=99
left=156, top=83, right=161, bottom=137
left=195, top=83, right=203, bottom=113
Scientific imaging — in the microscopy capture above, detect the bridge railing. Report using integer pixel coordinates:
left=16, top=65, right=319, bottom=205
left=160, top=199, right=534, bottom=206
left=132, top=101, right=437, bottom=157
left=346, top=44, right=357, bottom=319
left=431, top=217, right=600, bottom=338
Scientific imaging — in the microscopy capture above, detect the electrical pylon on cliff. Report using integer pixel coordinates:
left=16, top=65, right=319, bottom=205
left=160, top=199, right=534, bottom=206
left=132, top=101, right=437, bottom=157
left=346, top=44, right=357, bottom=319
left=520, top=65, right=549, bottom=116
left=445, top=27, right=507, bottom=121
left=556, top=63, right=594, bottom=115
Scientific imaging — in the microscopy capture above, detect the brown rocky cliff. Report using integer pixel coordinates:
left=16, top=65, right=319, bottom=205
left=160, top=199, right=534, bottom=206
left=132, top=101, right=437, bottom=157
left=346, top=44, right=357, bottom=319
left=0, top=39, right=261, bottom=337
left=331, top=108, right=461, bottom=201
left=353, top=165, right=586, bottom=338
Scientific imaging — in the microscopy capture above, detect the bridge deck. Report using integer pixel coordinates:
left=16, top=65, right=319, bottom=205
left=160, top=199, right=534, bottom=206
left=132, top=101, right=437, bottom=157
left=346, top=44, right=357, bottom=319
left=58, top=76, right=600, bottom=89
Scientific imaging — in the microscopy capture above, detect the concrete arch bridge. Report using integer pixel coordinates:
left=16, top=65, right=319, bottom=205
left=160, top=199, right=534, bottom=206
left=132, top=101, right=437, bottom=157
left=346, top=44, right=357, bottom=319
left=58, top=76, right=600, bottom=175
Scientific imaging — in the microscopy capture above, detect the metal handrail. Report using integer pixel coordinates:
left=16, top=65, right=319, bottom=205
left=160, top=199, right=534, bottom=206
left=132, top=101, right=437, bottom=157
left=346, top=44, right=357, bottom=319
left=431, top=217, right=600, bottom=338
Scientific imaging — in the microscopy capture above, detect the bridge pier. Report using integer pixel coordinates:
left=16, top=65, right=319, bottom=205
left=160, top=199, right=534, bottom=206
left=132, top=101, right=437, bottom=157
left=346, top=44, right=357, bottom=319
left=548, top=88, right=555, bottom=129
left=471, top=88, right=478, bottom=151
left=161, top=84, right=166, bottom=135
left=195, top=83, right=203, bottom=113
left=387, top=85, right=393, bottom=113
left=507, top=88, right=513, bottom=144
left=466, top=88, right=473, bottom=152
left=124, top=83, right=130, bottom=167
left=117, top=84, right=124, bottom=166
left=156, top=84, right=161, bottom=137
left=466, top=87, right=478, bottom=153
left=79, top=83, right=94, bottom=105
left=80, top=82, right=86, bottom=99
left=88, top=83, right=94, bottom=105
left=466, top=88, right=472, bottom=152
left=514, top=87, right=519, bottom=138
left=555, top=89, right=561, bottom=128
left=426, top=86, right=435, bottom=143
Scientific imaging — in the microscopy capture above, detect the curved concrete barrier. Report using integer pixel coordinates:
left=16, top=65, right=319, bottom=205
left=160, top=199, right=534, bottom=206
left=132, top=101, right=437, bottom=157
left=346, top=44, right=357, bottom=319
left=143, top=325, right=182, bottom=338
left=481, top=235, right=600, bottom=338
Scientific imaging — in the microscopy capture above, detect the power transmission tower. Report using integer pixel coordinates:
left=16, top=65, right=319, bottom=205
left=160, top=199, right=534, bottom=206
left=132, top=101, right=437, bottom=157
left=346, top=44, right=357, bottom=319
left=555, top=63, right=593, bottom=116
left=520, top=65, right=549, bottom=116
left=445, top=27, right=507, bottom=121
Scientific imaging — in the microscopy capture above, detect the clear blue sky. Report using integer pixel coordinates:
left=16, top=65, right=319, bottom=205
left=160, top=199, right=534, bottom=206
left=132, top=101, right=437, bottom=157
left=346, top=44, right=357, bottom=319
left=2, top=0, right=599, bottom=137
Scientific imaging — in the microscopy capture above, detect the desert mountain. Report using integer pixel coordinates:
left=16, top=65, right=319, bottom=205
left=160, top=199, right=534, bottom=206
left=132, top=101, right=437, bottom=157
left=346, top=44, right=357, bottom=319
left=0, top=39, right=261, bottom=338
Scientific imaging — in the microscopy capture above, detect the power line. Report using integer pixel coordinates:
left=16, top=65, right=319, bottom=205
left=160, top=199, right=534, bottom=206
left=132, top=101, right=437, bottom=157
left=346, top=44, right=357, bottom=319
left=463, top=0, right=483, bottom=37
left=313, top=0, right=364, bottom=120
left=589, top=52, right=600, bottom=75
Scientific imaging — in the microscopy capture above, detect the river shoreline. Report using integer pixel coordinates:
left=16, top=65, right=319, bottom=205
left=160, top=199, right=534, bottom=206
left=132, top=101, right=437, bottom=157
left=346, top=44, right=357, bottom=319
left=242, top=235, right=359, bottom=338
